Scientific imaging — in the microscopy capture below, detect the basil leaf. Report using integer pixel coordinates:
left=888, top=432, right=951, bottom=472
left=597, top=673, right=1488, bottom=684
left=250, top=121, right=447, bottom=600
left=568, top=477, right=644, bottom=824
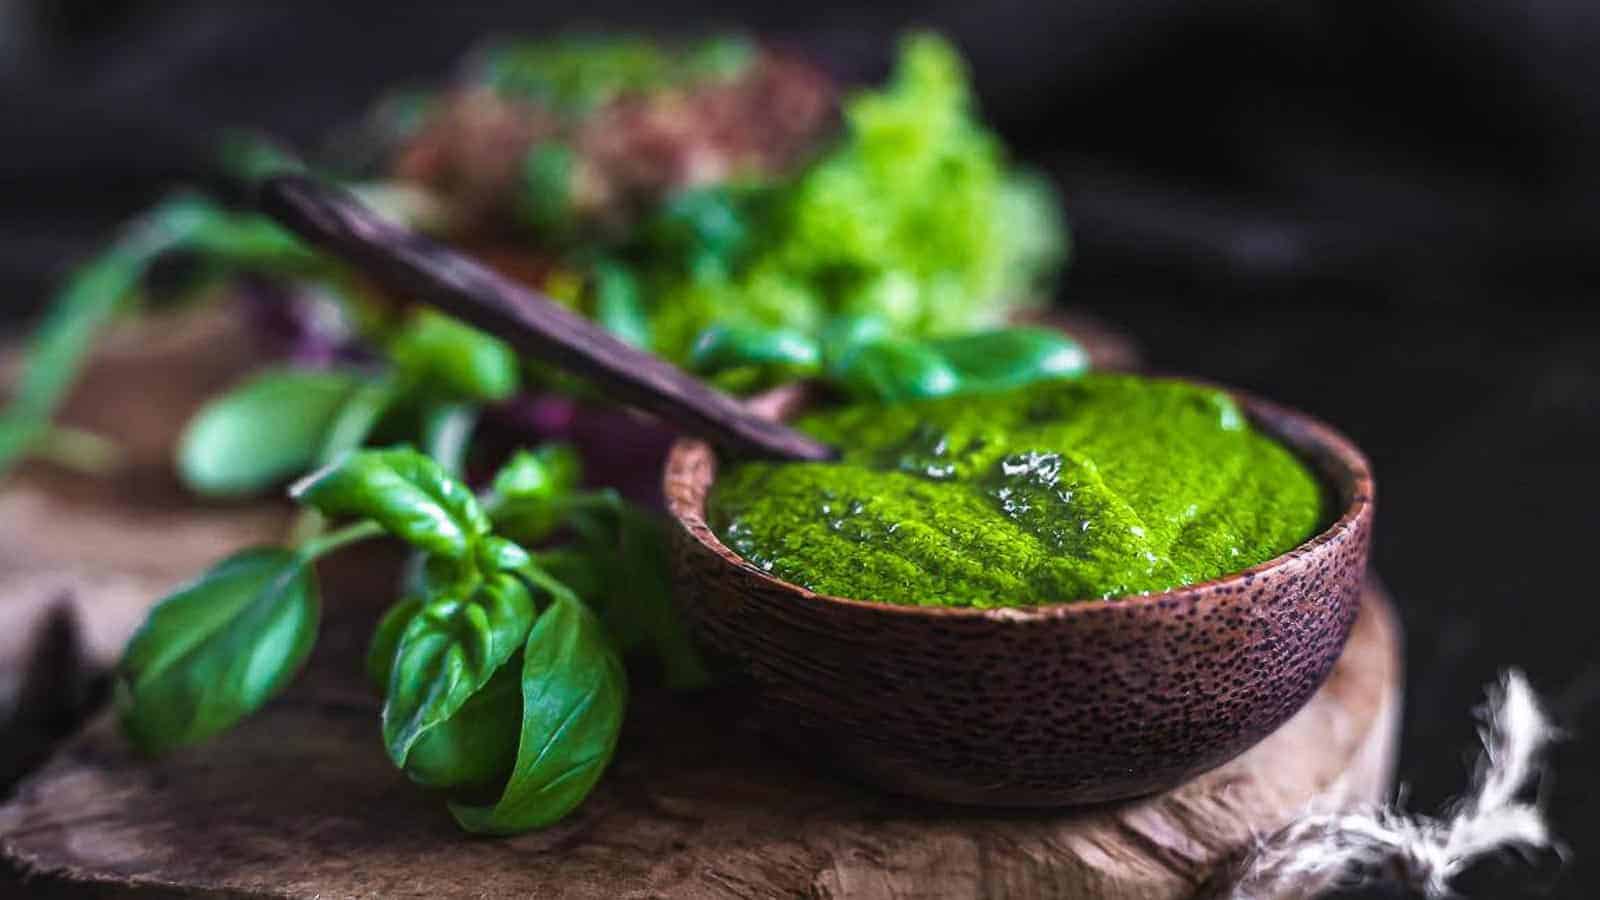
left=1, top=193, right=324, bottom=481
left=177, top=369, right=364, bottom=497
left=829, top=337, right=961, bottom=403
left=487, top=445, right=581, bottom=545
left=926, top=327, right=1088, bottom=394
left=382, top=573, right=535, bottom=773
left=448, top=594, right=626, bottom=835
left=391, top=310, right=520, bottom=403
left=827, top=328, right=1089, bottom=404
left=687, top=324, right=821, bottom=376
left=566, top=502, right=708, bottom=690
left=216, top=129, right=307, bottom=184
left=116, top=547, right=318, bottom=754
left=477, top=535, right=534, bottom=575
left=647, top=186, right=751, bottom=271
left=517, top=140, right=575, bottom=235
left=182, top=211, right=320, bottom=273
left=593, top=260, right=650, bottom=349
left=293, top=447, right=490, bottom=559
left=610, top=510, right=708, bottom=690
left=403, top=653, right=523, bottom=792
left=366, top=595, right=423, bottom=693
left=0, top=235, right=170, bottom=476
left=492, top=445, right=581, bottom=502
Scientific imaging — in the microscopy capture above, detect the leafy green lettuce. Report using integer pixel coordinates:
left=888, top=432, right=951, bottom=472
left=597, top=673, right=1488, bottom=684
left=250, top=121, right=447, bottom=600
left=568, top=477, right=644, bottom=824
left=612, top=33, right=1068, bottom=371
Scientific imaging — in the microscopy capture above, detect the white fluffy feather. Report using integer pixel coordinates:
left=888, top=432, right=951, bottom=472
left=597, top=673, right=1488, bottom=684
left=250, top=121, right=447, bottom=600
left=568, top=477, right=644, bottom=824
left=1227, top=670, right=1560, bottom=899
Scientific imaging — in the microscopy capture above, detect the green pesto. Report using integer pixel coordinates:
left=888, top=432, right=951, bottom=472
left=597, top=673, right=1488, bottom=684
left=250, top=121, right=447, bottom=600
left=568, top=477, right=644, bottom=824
left=708, top=374, right=1324, bottom=607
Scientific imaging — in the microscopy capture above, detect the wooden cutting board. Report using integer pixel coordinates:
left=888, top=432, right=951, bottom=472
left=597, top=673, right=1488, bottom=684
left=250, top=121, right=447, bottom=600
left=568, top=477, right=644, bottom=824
left=0, top=308, right=1397, bottom=899
left=0, top=580, right=1399, bottom=899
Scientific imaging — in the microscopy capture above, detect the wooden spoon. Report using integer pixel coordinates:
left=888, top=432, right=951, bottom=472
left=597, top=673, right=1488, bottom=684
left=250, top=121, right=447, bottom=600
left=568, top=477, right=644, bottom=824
left=255, top=174, right=837, bottom=463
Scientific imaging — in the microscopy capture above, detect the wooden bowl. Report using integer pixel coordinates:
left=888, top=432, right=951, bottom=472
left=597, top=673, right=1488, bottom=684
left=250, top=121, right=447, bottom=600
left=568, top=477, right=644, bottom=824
left=662, top=383, right=1375, bottom=806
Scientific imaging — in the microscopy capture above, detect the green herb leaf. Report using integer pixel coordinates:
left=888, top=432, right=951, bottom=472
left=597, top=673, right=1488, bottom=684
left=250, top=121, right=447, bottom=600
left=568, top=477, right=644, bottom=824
left=177, top=369, right=365, bottom=497
left=382, top=573, right=535, bottom=776
left=687, top=324, right=821, bottom=376
left=419, top=402, right=479, bottom=477
left=366, top=595, right=423, bottom=693
left=517, top=141, right=575, bottom=234
left=391, top=309, right=520, bottom=403
left=478, top=534, right=531, bottom=572
left=1, top=228, right=176, bottom=476
left=292, top=447, right=490, bottom=559
left=550, top=495, right=706, bottom=689
left=216, top=129, right=307, bottom=184
left=925, top=327, right=1087, bottom=394
left=486, top=445, right=582, bottom=545
left=448, top=593, right=626, bottom=835
left=592, top=506, right=709, bottom=690
left=828, top=337, right=960, bottom=403
left=116, top=547, right=319, bottom=754
left=647, top=186, right=751, bottom=272
left=169, top=199, right=320, bottom=275
left=403, top=653, right=523, bottom=791
left=1, top=192, right=329, bottom=480
left=826, top=328, right=1088, bottom=404
left=592, top=260, right=651, bottom=348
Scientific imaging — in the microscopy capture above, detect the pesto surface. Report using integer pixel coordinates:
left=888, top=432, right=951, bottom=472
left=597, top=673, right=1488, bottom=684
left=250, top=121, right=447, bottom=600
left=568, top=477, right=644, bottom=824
left=708, top=374, right=1324, bottom=607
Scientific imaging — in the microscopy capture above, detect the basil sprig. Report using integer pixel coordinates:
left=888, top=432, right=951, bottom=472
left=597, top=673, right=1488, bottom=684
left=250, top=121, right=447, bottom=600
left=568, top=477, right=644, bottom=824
left=0, top=195, right=247, bottom=479
left=117, top=444, right=689, bottom=835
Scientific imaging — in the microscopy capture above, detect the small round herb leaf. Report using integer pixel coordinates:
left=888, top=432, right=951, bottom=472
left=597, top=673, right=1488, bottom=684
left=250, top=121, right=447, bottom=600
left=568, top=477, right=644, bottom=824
left=382, top=573, right=535, bottom=772
left=688, top=324, right=821, bottom=377
left=292, top=447, right=490, bottom=559
left=391, top=309, right=520, bottom=403
left=487, top=445, right=582, bottom=545
left=116, top=547, right=319, bottom=755
left=177, top=369, right=364, bottom=497
left=592, top=260, right=651, bottom=349
left=829, top=337, right=960, bottom=403
left=926, top=327, right=1088, bottom=394
left=448, top=593, right=626, bottom=835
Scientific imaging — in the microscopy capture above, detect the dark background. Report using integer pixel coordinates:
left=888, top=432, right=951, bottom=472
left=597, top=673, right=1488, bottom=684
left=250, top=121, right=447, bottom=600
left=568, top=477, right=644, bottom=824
left=2, top=2, right=1594, bottom=897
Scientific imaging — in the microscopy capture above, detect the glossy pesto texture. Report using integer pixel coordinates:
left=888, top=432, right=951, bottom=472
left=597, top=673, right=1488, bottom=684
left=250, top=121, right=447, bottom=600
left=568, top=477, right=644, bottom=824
left=708, top=375, right=1324, bottom=607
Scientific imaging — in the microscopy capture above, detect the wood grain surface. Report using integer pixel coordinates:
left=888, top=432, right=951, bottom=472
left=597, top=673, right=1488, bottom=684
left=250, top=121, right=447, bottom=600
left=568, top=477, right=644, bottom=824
left=0, top=575, right=1399, bottom=899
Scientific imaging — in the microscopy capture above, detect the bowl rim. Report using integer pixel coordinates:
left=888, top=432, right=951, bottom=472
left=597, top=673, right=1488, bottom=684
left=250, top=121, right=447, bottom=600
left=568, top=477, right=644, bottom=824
left=663, top=376, right=1375, bottom=620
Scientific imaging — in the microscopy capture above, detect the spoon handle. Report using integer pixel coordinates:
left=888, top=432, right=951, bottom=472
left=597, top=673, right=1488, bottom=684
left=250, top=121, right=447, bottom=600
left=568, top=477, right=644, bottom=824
left=257, top=175, right=837, bottom=463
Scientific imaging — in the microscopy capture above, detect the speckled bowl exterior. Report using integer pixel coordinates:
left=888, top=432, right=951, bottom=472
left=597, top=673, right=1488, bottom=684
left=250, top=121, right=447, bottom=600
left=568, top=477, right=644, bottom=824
left=663, top=385, right=1375, bottom=807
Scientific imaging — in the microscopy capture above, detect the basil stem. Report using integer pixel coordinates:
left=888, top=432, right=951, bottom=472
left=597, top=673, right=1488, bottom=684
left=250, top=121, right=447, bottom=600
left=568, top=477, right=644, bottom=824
left=294, top=519, right=386, bottom=562
left=29, top=424, right=123, bottom=474
left=316, top=378, right=400, bottom=467
left=284, top=377, right=399, bottom=545
left=420, top=402, right=480, bottom=478
left=0, top=215, right=185, bottom=477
